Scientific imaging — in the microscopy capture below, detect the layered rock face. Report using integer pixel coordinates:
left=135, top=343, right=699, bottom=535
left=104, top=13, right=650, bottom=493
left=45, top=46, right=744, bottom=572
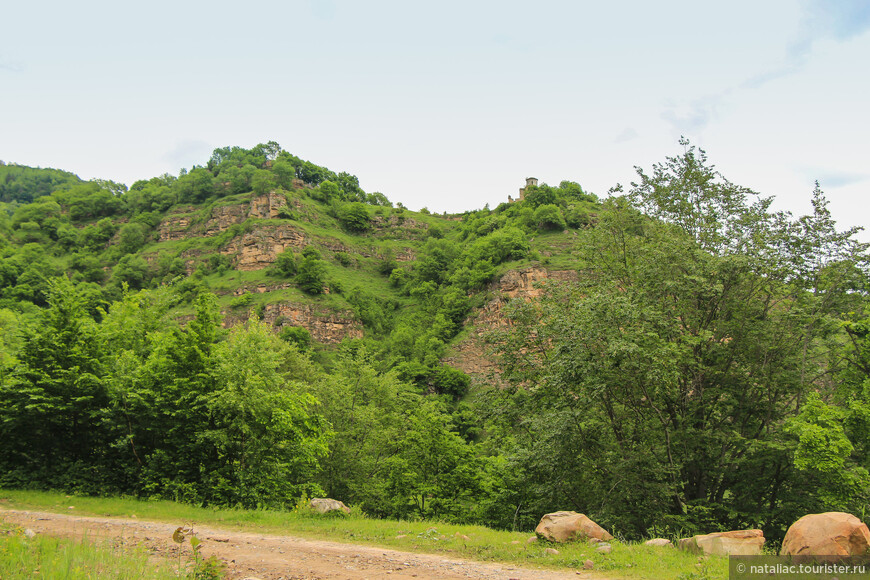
left=221, top=225, right=307, bottom=270
left=158, top=206, right=197, bottom=241
left=157, top=193, right=364, bottom=343
left=444, top=267, right=579, bottom=378
left=158, top=193, right=290, bottom=242
left=262, top=302, right=363, bottom=343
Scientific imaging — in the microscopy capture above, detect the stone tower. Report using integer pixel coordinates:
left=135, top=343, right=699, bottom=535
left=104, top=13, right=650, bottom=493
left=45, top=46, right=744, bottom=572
left=518, top=177, right=538, bottom=201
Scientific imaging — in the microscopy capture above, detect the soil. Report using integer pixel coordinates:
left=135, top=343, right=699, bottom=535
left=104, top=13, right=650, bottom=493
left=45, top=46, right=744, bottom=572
left=0, top=509, right=596, bottom=580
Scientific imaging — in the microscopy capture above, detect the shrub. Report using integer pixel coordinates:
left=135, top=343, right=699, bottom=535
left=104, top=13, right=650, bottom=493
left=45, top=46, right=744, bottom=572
left=533, top=204, right=566, bottom=231
left=272, top=249, right=297, bottom=277
left=338, top=202, right=371, bottom=232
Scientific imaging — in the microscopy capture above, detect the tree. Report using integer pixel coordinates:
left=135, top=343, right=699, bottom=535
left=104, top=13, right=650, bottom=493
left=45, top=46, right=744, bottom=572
left=338, top=202, right=371, bottom=232
left=176, top=167, right=215, bottom=203
left=533, top=204, right=566, bottom=231
left=118, top=223, right=147, bottom=255
left=318, top=180, right=340, bottom=203
left=523, top=184, right=557, bottom=207
left=251, top=169, right=276, bottom=195
left=485, top=145, right=869, bottom=539
left=201, top=317, right=328, bottom=506
left=628, top=137, right=776, bottom=258
left=0, top=278, right=108, bottom=487
left=314, top=349, right=487, bottom=521
left=272, top=249, right=297, bottom=277
left=296, top=247, right=326, bottom=294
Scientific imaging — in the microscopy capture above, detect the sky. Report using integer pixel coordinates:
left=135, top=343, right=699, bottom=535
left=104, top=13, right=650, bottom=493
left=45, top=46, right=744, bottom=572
left=1, top=0, right=869, bottom=235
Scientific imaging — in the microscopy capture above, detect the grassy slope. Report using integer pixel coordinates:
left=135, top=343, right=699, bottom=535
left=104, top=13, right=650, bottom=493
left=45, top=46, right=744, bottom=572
left=0, top=490, right=726, bottom=580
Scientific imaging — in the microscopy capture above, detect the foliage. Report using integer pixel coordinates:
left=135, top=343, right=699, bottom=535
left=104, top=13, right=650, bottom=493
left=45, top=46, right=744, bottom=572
left=271, top=249, right=297, bottom=276
left=533, top=204, right=564, bottom=230
left=279, top=325, right=312, bottom=350
left=0, top=163, right=82, bottom=204
left=296, top=247, right=327, bottom=294
left=484, top=145, right=870, bottom=540
left=338, top=202, right=372, bottom=232
left=0, top=140, right=866, bottom=548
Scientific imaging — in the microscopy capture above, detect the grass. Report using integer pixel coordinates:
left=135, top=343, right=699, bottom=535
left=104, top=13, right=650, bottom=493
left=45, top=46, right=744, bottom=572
left=0, top=490, right=727, bottom=579
left=0, top=521, right=181, bottom=579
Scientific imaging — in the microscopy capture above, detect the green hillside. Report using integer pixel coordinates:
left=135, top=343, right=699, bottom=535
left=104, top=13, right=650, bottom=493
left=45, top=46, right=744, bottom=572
left=0, top=142, right=868, bottom=549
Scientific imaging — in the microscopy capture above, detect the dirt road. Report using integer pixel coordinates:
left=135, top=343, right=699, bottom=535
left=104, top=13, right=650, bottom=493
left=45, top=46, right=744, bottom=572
left=0, top=509, right=594, bottom=580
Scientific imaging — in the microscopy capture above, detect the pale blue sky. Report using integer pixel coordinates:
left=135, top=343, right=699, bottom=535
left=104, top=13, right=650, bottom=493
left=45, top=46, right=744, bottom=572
left=1, top=1, right=868, bottom=234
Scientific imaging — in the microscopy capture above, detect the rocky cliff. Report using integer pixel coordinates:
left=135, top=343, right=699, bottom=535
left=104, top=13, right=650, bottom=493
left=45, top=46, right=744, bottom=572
left=444, top=267, right=578, bottom=379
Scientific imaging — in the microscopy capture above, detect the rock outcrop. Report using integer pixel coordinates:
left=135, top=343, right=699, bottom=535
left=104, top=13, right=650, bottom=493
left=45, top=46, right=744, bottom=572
left=534, top=511, right=613, bottom=543
left=158, top=193, right=291, bottom=242
left=262, top=302, right=363, bottom=343
left=158, top=207, right=197, bottom=241
left=221, top=225, right=307, bottom=270
left=781, top=512, right=870, bottom=557
left=678, top=530, right=764, bottom=556
left=444, top=267, right=578, bottom=378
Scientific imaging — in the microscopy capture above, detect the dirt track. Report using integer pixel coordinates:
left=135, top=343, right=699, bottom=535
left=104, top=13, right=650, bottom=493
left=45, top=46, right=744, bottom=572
left=0, top=509, right=596, bottom=579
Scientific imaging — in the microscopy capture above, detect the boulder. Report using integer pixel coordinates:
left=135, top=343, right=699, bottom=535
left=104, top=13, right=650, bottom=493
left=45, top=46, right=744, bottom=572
left=781, top=512, right=870, bottom=557
left=309, top=498, right=351, bottom=515
left=678, top=530, right=764, bottom=556
left=534, top=511, right=613, bottom=543
left=645, top=538, right=673, bottom=547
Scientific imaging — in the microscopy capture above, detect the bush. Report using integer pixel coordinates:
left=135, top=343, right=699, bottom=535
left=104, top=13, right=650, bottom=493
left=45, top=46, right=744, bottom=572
left=565, top=205, right=590, bottom=228
left=378, top=251, right=398, bottom=276
left=338, top=202, right=371, bottom=232
left=296, top=247, right=326, bottom=294
left=118, top=223, right=147, bottom=254
left=534, top=204, right=566, bottom=230
left=334, top=251, right=352, bottom=266
left=279, top=326, right=312, bottom=350
left=230, top=293, right=253, bottom=309
left=206, top=253, right=232, bottom=274
left=272, top=249, right=297, bottom=277
left=432, top=366, right=471, bottom=399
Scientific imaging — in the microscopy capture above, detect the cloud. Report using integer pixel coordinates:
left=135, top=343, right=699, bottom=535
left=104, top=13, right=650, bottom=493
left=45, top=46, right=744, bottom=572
left=664, top=2, right=870, bottom=134
left=613, top=127, right=638, bottom=143
left=0, top=55, right=23, bottom=73
left=746, top=1, right=870, bottom=91
left=161, top=140, right=213, bottom=171
left=660, top=93, right=727, bottom=135
left=739, top=62, right=802, bottom=90
left=790, top=0, right=870, bottom=59
left=801, top=168, right=869, bottom=189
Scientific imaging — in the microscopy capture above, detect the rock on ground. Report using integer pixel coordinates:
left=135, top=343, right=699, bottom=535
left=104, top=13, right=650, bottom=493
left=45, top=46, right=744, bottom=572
left=644, top=538, right=672, bottom=547
left=678, top=530, right=764, bottom=556
left=535, top=511, right=613, bottom=543
left=781, top=512, right=870, bottom=557
left=308, top=497, right=351, bottom=514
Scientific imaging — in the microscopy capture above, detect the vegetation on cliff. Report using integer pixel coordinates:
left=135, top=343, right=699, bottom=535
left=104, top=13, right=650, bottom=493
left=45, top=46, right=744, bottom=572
left=0, top=141, right=867, bottom=545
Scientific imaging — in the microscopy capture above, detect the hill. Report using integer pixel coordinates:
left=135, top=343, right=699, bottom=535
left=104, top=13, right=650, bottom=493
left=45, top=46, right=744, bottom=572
left=1, top=141, right=869, bottom=548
